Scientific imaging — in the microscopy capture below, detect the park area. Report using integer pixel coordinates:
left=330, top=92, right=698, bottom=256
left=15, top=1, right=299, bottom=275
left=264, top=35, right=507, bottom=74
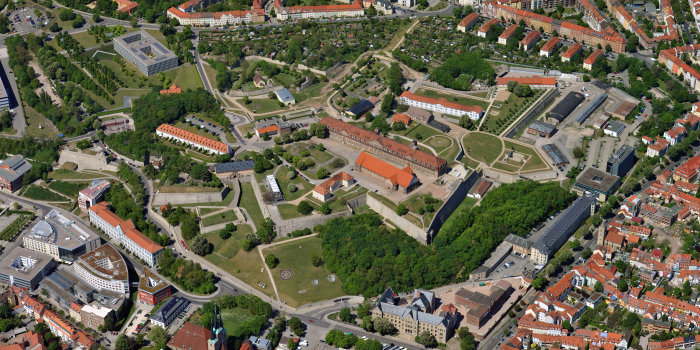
left=462, top=132, right=503, bottom=165
left=492, top=140, right=550, bottom=173
left=284, top=142, right=347, bottom=181
left=262, top=236, right=345, bottom=307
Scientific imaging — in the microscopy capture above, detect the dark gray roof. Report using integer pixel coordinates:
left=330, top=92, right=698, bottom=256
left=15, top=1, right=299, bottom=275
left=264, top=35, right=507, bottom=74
left=151, top=296, right=189, bottom=324
left=532, top=196, right=595, bottom=255
left=347, top=99, right=375, bottom=116
left=549, top=92, right=585, bottom=122
left=214, top=160, right=255, bottom=173
left=504, top=233, right=532, bottom=249
left=376, top=302, right=450, bottom=327
left=605, top=120, right=626, bottom=134
left=574, top=93, right=607, bottom=125
left=541, top=144, right=569, bottom=165
left=528, top=120, right=556, bottom=134
left=575, top=167, right=620, bottom=193
left=608, top=145, right=634, bottom=165
left=0, top=155, right=32, bottom=183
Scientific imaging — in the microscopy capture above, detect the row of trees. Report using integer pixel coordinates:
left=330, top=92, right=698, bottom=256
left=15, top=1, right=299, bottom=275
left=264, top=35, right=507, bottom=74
left=319, top=181, right=574, bottom=295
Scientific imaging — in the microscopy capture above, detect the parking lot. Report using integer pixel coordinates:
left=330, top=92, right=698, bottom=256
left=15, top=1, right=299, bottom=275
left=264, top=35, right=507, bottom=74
left=7, top=7, right=47, bottom=35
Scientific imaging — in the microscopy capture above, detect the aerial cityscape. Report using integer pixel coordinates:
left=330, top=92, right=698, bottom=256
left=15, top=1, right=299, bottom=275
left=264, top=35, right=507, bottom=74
left=0, top=0, right=699, bottom=348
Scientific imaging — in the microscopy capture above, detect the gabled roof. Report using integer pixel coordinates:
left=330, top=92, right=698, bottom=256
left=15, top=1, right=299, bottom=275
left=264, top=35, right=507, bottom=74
left=0, top=155, right=32, bottom=183
left=355, top=152, right=416, bottom=188
left=157, top=124, right=229, bottom=154
left=312, top=171, right=354, bottom=195
left=170, top=322, right=211, bottom=350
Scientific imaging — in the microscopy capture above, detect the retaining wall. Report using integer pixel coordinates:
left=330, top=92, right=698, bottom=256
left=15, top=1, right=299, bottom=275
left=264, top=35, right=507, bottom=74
left=365, top=194, right=429, bottom=244
left=277, top=211, right=352, bottom=236
left=426, top=170, right=481, bottom=242
left=153, top=187, right=229, bottom=205
left=504, top=88, right=560, bottom=139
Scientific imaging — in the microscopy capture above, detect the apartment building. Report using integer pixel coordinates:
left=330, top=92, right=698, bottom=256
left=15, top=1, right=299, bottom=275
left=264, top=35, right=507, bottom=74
left=399, top=91, right=483, bottom=120
left=519, top=30, right=541, bottom=51
left=320, top=117, right=447, bottom=176
left=89, top=202, right=163, bottom=267
left=539, top=36, right=561, bottom=57
left=156, top=124, right=231, bottom=155
left=477, top=18, right=499, bottom=38
left=274, top=0, right=364, bottom=20
left=498, top=24, right=518, bottom=45
left=530, top=196, right=596, bottom=264
left=561, top=42, right=583, bottom=62
left=457, top=12, right=479, bottom=32
left=73, top=244, right=129, bottom=295
left=583, top=49, right=604, bottom=70
left=24, top=209, right=101, bottom=262
left=658, top=44, right=700, bottom=94
left=166, top=0, right=264, bottom=26
left=496, top=76, right=556, bottom=88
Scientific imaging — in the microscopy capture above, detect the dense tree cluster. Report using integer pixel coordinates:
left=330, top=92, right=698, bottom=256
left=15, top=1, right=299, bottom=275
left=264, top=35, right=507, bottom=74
left=157, top=249, right=216, bottom=294
left=196, top=295, right=272, bottom=344
left=319, top=181, right=574, bottom=295
left=430, top=52, right=495, bottom=90
left=131, top=89, right=221, bottom=131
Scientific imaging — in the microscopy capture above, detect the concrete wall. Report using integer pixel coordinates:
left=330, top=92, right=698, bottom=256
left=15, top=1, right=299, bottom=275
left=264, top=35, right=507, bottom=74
left=153, top=187, right=228, bottom=205
left=426, top=170, right=481, bottom=242
left=58, top=150, right=118, bottom=172
left=504, top=89, right=560, bottom=139
left=365, top=194, right=429, bottom=244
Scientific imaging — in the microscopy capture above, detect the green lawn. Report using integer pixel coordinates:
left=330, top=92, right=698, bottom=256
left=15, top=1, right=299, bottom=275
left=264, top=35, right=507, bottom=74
left=462, top=132, right=503, bottom=164
left=492, top=161, right=520, bottom=173
left=277, top=203, right=311, bottom=220
left=504, top=140, right=549, bottom=172
left=239, top=182, right=264, bottom=229
left=23, top=186, right=69, bottom=202
left=70, top=31, right=100, bottom=48
left=172, top=63, right=204, bottom=91
left=25, top=106, right=58, bottom=139
left=177, top=187, right=236, bottom=207
left=202, top=62, right=219, bottom=91
left=263, top=236, right=345, bottom=307
left=201, top=210, right=238, bottom=227
left=425, top=135, right=454, bottom=154
left=399, top=123, right=441, bottom=142
left=461, top=156, right=481, bottom=170
left=48, top=169, right=103, bottom=180
left=482, top=91, right=541, bottom=134
left=199, top=207, right=224, bottom=216
left=414, top=88, right=490, bottom=110
left=276, top=169, right=312, bottom=202
left=47, top=181, right=90, bottom=198
left=205, top=249, right=274, bottom=298
left=221, top=309, right=256, bottom=334
left=239, top=98, right=285, bottom=114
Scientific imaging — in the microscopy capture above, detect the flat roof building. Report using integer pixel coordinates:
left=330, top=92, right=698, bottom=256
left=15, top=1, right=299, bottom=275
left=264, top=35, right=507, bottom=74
left=530, top=196, right=596, bottom=264
left=24, top=209, right=101, bottom=263
left=73, top=244, right=129, bottom=295
left=606, top=145, right=635, bottom=177
left=0, top=248, right=56, bottom=290
left=266, top=174, right=283, bottom=202
left=573, top=93, right=607, bottom=126
left=547, top=92, right=585, bottom=124
left=214, top=160, right=255, bottom=178
left=574, top=167, right=621, bottom=201
left=346, top=99, right=376, bottom=118
left=275, top=88, right=296, bottom=106
left=604, top=120, right=626, bottom=137
left=0, top=155, right=32, bottom=192
left=113, top=30, right=178, bottom=76
left=138, top=268, right=171, bottom=306
left=151, top=296, right=189, bottom=328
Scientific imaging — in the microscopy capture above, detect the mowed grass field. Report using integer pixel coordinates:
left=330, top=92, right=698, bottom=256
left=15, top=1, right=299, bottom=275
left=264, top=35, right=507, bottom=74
left=504, top=140, right=549, bottom=172
left=263, top=236, right=345, bottom=307
left=462, top=132, right=503, bottom=164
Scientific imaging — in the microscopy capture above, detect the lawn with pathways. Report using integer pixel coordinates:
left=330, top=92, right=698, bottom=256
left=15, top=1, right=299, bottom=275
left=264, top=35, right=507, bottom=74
left=462, top=132, right=503, bottom=165
left=263, top=236, right=345, bottom=307
left=48, top=181, right=90, bottom=198
left=23, top=186, right=70, bottom=202
left=239, top=182, right=265, bottom=229
left=504, top=140, right=549, bottom=172
left=201, top=210, right=239, bottom=227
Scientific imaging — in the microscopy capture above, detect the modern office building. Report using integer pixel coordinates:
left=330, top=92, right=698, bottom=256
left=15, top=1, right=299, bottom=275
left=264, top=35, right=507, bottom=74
left=150, top=296, right=190, bottom=328
left=89, top=201, right=163, bottom=267
left=530, top=196, right=596, bottom=264
left=0, top=248, right=56, bottom=290
left=78, top=179, right=111, bottom=210
left=138, top=268, right=171, bottom=306
left=606, top=145, right=635, bottom=177
left=0, top=155, right=32, bottom=192
left=23, top=209, right=101, bottom=263
left=73, top=244, right=129, bottom=295
left=573, top=167, right=621, bottom=201
left=113, top=30, right=179, bottom=76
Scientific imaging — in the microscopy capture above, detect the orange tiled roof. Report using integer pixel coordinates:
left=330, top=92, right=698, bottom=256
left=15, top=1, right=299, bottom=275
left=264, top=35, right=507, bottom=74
left=562, top=43, right=583, bottom=58
left=312, top=171, right=354, bottom=196
left=458, top=12, right=479, bottom=28
left=584, top=49, right=604, bottom=65
left=170, top=322, right=211, bottom=350
left=520, top=30, right=540, bottom=45
left=540, top=36, right=561, bottom=53
left=256, top=125, right=280, bottom=135
left=160, top=84, right=182, bottom=95
left=500, top=24, right=518, bottom=39
left=497, top=76, right=556, bottom=86
left=391, top=114, right=411, bottom=125
left=90, top=202, right=163, bottom=254
left=355, top=152, right=416, bottom=188
left=157, top=124, right=229, bottom=154
left=400, top=91, right=483, bottom=114
left=478, top=18, right=500, bottom=33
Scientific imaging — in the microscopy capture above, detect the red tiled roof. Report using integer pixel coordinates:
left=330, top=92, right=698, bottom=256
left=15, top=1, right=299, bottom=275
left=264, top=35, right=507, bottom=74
left=90, top=202, right=163, bottom=254
left=312, top=171, right=354, bottom=196
left=157, top=124, right=229, bottom=154
left=497, top=76, right=556, bottom=86
left=478, top=18, right=499, bottom=33
left=605, top=231, right=624, bottom=246
left=399, top=91, right=483, bottom=114
left=257, top=125, right=280, bottom=135
left=160, top=84, right=182, bottom=95
left=540, top=36, right=561, bottom=53
left=355, top=152, right=416, bottom=188
left=458, top=12, right=479, bottom=28
left=89, top=201, right=122, bottom=227
left=500, top=24, right=518, bottom=39
left=584, top=49, right=604, bottom=65
left=520, top=30, right=540, bottom=45
left=562, top=43, right=583, bottom=58
left=391, top=113, right=411, bottom=125
left=170, top=322, right=211, bottom=350
left=320, top=117, right=446, bottom=171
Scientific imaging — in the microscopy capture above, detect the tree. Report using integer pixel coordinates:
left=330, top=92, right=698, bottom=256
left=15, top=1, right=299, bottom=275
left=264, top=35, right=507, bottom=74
left=361, top=316, right=374, bottom=332
left=287, top=339, right=296, bottom=350
left=339, top=307, right=352, bottom=323
left=265, top=254, right=279, bottom=268
left=115, top=334, right=130, bottom=350
left=219, top=229, right=232, bottom=240
left=289, top=317, right=304, bottom=336
left=562, top=320, right=573, bottom=331
left=256, top=218, right=276, bottom=243
left=316, top=167, right=329, bottom=179
left=373, top=317, right=395, bottom=335
left=148, top=326, right=169, bottom=349
left=319, top=203, right=331, bottom=215
left=180, top=215, right=199, bottom=240
left=531, top=277, right=545, bottom=290
left=569, top=239, right=580, bottom=251
left=618, top=280, right=628, bottom=292
left=297, top=201, right=313, bottom=215
left=191, top=236, right=212, bottom=256
left=380, top=93, right=394, bottom=114
left=594, top=281, right=604, bottom=292
left=130, top=18, right=139, bottom=28
left=416, top=331, right=437, bottom=348
left=93, top=13, right=101, bottom=22
left=573, top=146, right=584, bottom=158
left=582, top=247, right=593, bottom=259
left=459, top=328, right=476, bottom=350
left=396, top=203, right=408, bottom=216
left=311, top=254, right=324, bottom=267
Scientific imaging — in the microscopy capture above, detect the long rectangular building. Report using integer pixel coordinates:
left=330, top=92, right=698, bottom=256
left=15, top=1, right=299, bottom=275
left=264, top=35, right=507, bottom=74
left=399, top=91, right=483, bottom=120
left=156, top=124, right=230, bottom=155
left=274, top=0, right=364, bottom=20
left=24, top=209, right=101, bottom=263
left=320, top=117, right=447, bottom=176
left=88, top=202, right=163, bottom=267
left=113, top=31, right=179, bottom=76
left=483, top=1, right=626, bottom=53
left=659, top=44, right=700, bottom=94
left=530, top=196, right=596, bottom=264
left=167, top=0, right=264, bottom=26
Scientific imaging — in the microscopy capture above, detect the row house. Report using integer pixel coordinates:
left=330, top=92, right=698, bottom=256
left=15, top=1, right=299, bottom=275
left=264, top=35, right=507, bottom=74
left=477, top=18, right=499, bottom=38
left=658, top=44, right=700, bottom=94
left=649, top=335, right=700, bottom=350
left=517, top=314, right=566, bottom=336
left=21, top=295, right=95, bottom=349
